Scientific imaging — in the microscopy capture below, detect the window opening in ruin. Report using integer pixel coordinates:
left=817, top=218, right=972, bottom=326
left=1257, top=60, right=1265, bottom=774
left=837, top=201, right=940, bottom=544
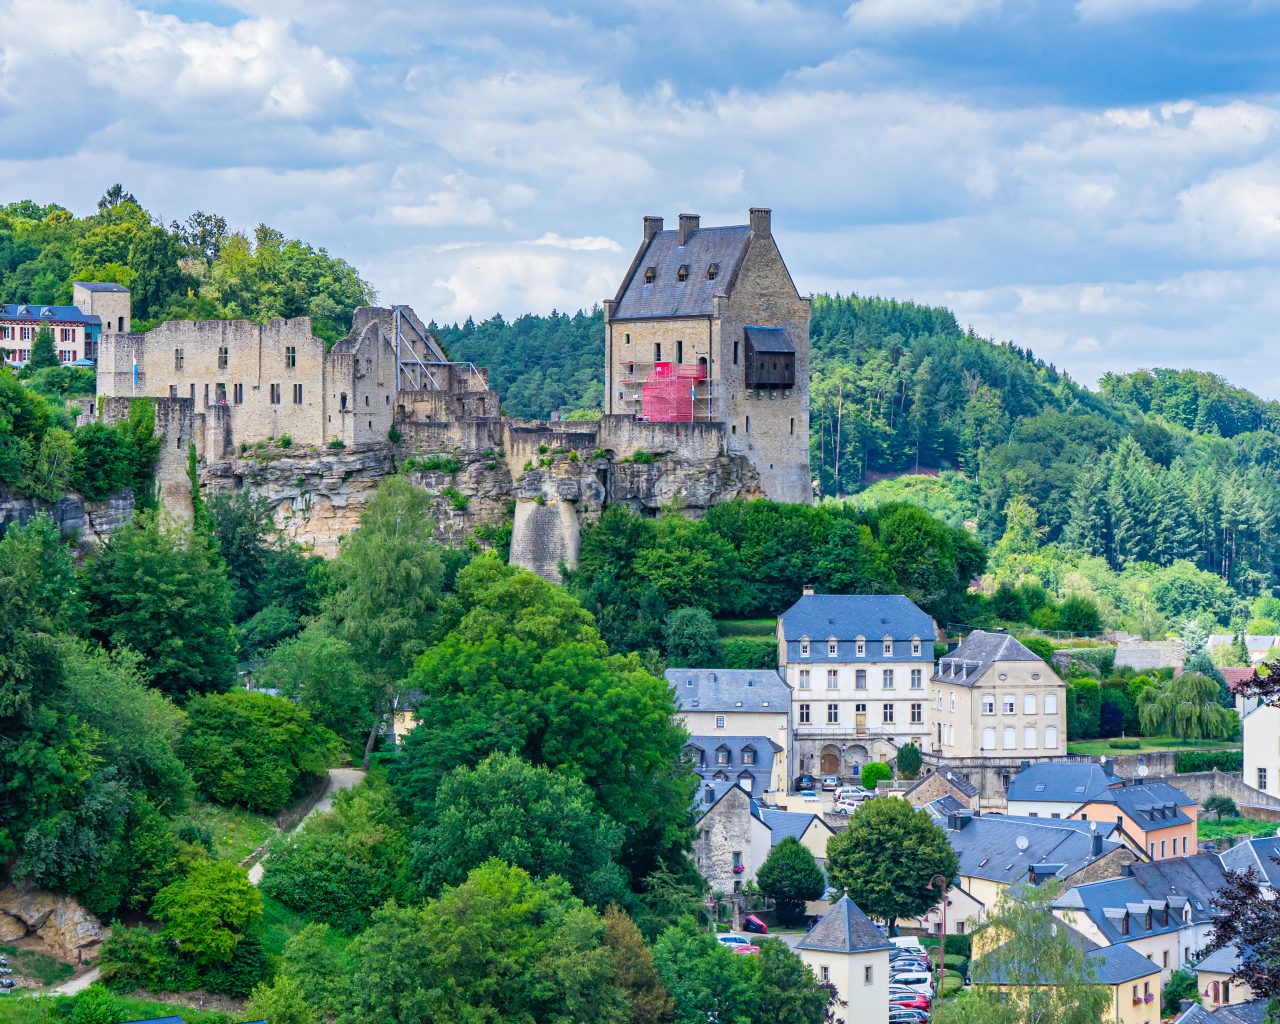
left=234, top=383, right=243, bottom=404
left=340, top=393, right=348, bottom=410
left=293, top=383, right=303, bottom=404
left=654, top=342, right=662, bottom=362
left=286, top=345, right=297, bottom=368
left=174, top=348, right=184, bottom=370
left=217, top=346, right=228, bottom=370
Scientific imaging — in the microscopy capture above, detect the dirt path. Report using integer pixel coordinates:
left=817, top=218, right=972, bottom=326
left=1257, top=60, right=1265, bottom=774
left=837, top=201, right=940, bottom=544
left=247, top=768, right=364, bottom=884
left=49, top=966, right=99, bottom=996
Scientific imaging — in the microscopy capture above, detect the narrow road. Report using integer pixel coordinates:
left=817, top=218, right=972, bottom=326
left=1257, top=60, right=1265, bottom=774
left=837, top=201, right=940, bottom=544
left=248, top=768, right=364, bottom=884
left=49, top=967, right=100, bottom=996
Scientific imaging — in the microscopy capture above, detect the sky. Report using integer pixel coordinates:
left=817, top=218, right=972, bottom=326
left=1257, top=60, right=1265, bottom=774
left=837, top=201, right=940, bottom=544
left=4, top=0, right=1280, bottom=395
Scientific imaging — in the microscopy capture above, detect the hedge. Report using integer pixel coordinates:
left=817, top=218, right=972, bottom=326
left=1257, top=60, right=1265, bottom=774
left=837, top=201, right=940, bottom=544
left=922, top=934, right=972, bottom=959
left=1107, top=738, right=1142, bottom=750
left=1064, top=647, right=1117, bottom=674
left=1175, top=750, right=1244, bottom=773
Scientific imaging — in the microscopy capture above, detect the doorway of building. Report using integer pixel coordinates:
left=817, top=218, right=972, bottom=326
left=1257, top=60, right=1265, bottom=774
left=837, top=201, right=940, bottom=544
left=820, top=745, right=840, bottom=776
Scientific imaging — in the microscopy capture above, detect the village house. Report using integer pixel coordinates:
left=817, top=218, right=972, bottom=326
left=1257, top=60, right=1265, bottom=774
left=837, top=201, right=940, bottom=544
left=903, top=769, right=978, bottom=811
left=1069, top=779, right=1198, bottom=862
left=1194, top=946, right=1254, bottom=1012
left=794, top=896, right=891, bottom=1024
left=1242, top=701, right=1280, bottom=797
left=777, top=590, right=935, bottom=779
left=692, top=783, right=833, bottom=896
left=1006, top=760, right=1122, bottom=818
left=666, top=668, right=790, bottom=793
left=603, top=208, right=812, bottom=503
left=927, top=630, right=1068, bottom=808
left=2, top=282, right=130, bottom=365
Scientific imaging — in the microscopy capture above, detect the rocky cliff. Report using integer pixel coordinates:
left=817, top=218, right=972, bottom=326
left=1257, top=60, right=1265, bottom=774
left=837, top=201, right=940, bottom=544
left=0, top=489, right=134, bottom=549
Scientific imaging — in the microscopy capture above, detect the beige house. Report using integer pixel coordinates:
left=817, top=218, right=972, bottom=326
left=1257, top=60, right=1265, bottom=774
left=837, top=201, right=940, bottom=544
left=1242, top=702, right=1280, bottom=796
left=1195, top=946, right=1253, bottom=1012
left=930, top=631, right=1066, bottom=758
left=795, top=896, right=891, bottom=1024
left=602, top=208, right=811, bottom=503
left=692, top=783, right=833, bottom=896
left=667, top=668, right=790, bottom=793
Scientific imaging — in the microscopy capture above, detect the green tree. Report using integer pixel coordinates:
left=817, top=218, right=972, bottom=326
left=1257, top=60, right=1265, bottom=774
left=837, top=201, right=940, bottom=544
left=896, top=742, right=922, bottom=779
left=949, top=882, right=1112, bottom=1024
left=245, top=976, right=319, bottom=1024
left=278, top=924, right=348, bottom=1024
left=756, top=837, right=825, bottom=926
left=1203, top=794, right=1239, bottom=821
left=859, top=762, right=892, bottom=789
left=262, top=780, right=411, bottom=933
left=651, top=919, right=759, bottom=1024
left=83, top=514, right=237, bottom=697
left=150, top=860, right=262, bottom=967
left=209, top=489, right=317, bottom=623
left=28, top=324, right=57, bottom=370
left=663, top=606, right=723, bottom=666
left=602, top=905, right=675, bottom=1024
left=824, top=797, right=957, bottom=935
left=23, top=425, right=81, bottom=501
left=1136, top=673, right=1238, bottom=742
left=414, top=752, right=627, bottom=906
left=179, top=691, right=339, bottom=812
left=754, top=938, right=832, bottom=1024
left=1161, top=968, right=1199, bottom=1016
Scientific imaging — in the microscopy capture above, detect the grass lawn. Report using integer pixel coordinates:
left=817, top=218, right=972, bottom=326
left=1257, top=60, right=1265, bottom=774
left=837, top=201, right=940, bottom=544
left=1198, top=817, right=1279, bottom=842
left=189, top=802, right=278, bottom=865
left=1066, top=736, right=1242, bottom=756
left=0, top=994, right=231, bottom=1024
left=0, top=945, right=73, bottom=987
left=716, top=618, right=776, bottom=638
left=258, top=895, right=352, bottom=959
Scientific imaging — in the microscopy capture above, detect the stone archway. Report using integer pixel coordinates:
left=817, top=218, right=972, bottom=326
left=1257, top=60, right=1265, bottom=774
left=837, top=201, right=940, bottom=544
left=844, top=744, right=869, bottom=777
left=819, top=745, right=840, bottom=776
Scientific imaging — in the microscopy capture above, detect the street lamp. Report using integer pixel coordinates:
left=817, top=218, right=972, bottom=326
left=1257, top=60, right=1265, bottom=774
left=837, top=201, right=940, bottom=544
left=927, top=874, right=948, bottom=1023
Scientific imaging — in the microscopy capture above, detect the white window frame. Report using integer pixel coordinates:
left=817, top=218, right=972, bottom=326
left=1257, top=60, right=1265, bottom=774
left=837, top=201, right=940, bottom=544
left=828, top=639, right=838, bottom=658
left=882, top=669, right=894, bottom=689
left=827, top=669, right=839, bottom=689
left=949, top=692, right=956, bottom=712
left=883, top=637, right=893, bottom=657
left=827, top=703, right=839, bottom=724
left=798, top=669, right=810, bottom=690
left=1002, top=726, right=1016, bottom=750
left=800, top=638, right=810, bottom=658
left=1024, top=726, right=1037, bottom=749
left=883, top=703, right=894, bottom=724
left=912, top=637, right=922, bottom=657
left=1044, top=725, right=1058, bottom=749
left=1044, top=692, right=1058, bottom=715
left=982, top=694, right=995, bottom=715
left=911, top=668, right=923, bottom=689
left=715, top=715, right=725, bottom=729
left=856, top=637, right=866, bottom=657
left=910, top=702, right=923, bottom=724
left=1024, top=693, right=1037, bottom=715
left=1002, top=694, right=1016, bottom=715
left=982, top=726, right=996, bottom=750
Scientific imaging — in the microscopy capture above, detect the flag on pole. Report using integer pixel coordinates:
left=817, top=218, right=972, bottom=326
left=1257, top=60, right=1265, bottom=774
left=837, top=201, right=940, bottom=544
left=132, top=350, right=138, bottom=394
left=691, top=382, right=696, bottom=422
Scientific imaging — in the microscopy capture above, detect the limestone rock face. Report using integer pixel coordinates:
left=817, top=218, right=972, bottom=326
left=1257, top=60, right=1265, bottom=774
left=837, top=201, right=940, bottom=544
left=35, top=902, right=108, bottom=959
left=0, top=913, right=26, bottom=942
left=0, top=488, right=134, bottom=550
left=0, top=887, right=59, bottom=930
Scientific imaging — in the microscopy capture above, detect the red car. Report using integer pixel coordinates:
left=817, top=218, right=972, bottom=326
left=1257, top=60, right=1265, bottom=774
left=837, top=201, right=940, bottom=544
left=890, top=993, right=931, bottom=1011
left=731, top=944, right=761, bottom=955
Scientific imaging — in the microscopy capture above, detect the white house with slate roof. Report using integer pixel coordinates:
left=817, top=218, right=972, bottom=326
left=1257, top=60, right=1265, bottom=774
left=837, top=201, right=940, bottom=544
left=684, top=735, right=784, bottom=795
left=795, top=895, right=891, bottom=1024
left=777, top=590, right=936, bottom=778
left=666, top=668, right=791, bottom=792
left=1007, top=760, right=1121, bottom=818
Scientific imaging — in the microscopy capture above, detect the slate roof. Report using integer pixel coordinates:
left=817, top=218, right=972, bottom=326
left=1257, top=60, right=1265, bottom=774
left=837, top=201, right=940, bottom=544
left=933, top=630, right=1046, bottom=686
left=778, top=594, right=934, bottom=643
left=923, top=794, right=968, bottom=819
left=758, top=805, right=831, bottom=844
left=1218, top=836, right=1280, bottom=888
left=1173, top=1004, right=1220, bottom=1024
left=1054, top=853, right=1225, bottom=945
left=612, top=224, right=752, bottom=320
left=980, top=924, right=1158, bottom=985
left=1196, top=944, right=1242, bottom=975
left=1084, top=779, right=1196, bottom=830
left=904, top=769, right=979, bottom=803
left=686, top=735, right=782, bottom=793
left=666, top=668, right=788, bottom=713
left=0, top=303, right=100, bottom=324
left=744, top=325, right=794, bottom=353
left=1215, top=1001, right=1273, bottom=1024
left=946, top=814, right=1123, bottom=884
left=796, top=895, right=890, bottom=953
left=73, top=281, right=129, bottom=292
left=1007, top=761, right=1119, bottom=806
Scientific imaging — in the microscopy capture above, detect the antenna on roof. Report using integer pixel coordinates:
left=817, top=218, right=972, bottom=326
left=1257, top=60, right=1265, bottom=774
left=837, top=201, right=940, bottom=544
left=1138, top=765, right=1149, bottom=778
left=1015, top=836, right=1029, bottom=852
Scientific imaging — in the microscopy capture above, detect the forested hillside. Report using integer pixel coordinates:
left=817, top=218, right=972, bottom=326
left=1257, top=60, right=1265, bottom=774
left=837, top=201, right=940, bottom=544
left=0, top=186, right=373, bottom=342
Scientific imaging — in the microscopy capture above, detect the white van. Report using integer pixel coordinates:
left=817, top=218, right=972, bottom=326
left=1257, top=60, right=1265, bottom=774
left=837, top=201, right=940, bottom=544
left=891, top=936, right=926, bottom=953
left=890, top=971, right=934, bottom=997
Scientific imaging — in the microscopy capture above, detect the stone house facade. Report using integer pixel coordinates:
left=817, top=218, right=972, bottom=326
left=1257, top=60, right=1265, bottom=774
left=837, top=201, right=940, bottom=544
left=778, top=590, right=936, bottom=777
left=603, top=208, right=811, bottom=503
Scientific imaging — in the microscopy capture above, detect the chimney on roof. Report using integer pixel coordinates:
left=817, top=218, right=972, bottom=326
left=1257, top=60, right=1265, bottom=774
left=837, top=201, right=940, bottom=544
left=678, top=213, right=700, bottom=246
left=1091, top=828, right=1103, bottom=858
left=643, top=216, right=664, bottom=241
left=749, top=207, right=771, bottom=235
left=803, top=584, right=815, bottom=596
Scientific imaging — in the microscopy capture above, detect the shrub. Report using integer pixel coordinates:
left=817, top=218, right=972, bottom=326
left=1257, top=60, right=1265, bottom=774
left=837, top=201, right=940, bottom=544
left=1175, top=750, right=1243, bottom=773
left=1019, top=635, right=1056, bottom=664
left=1066, top=646, right=1117, bottom=674
left=896, top=742, right=922, bottom=780
left=327, top=438, right=345, bottom=449
left=538, top=444, right=549, bottom=454
left=721, top=636, right=778, bottom=670
left=1162, top=968, right=1199, bottom=1016
left=1107, top=738, right=1142, bottom=750
left=98, top=925, right=198, bottom=993
left=419, top=454, right=462, bottom=474
left=523, top=460, right=534, bottom=472
left=278, top=435, right=292, bottom=449
left=387, top=425, right=401, bottom=444
left=859, top=762, right=892, bottom=788
left=569, top=450, right=579, bottom=462
left=632, top=451, right=656, bottom=464
left=440, top=486, right=469, bottom=511
left=756, top=836, right=825, bottom=926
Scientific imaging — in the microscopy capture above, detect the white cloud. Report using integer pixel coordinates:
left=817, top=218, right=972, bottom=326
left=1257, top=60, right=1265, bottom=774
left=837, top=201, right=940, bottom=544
left=1074, top=0, right=1204, bottom=22
left=845, top=0, right=1000, bottom=31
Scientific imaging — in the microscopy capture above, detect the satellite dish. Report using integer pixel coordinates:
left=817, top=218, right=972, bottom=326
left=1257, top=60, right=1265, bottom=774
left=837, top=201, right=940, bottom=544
left=1016, top=836, right=1029, bottom=852
left=1099, top=755, right=1107, bottom=764
left=1090, top=821, right=1098, bottom=832
left=1138, top=765, right=1149, bottom=778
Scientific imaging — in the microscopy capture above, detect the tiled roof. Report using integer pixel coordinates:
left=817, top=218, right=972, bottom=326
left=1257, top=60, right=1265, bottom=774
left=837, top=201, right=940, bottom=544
left=744, top=325, right=794, bottom=353
left=1215, top=1000, right=1273, bottom=1024
left=932, top=630, right=1047, bottom=686
left=73, top=281, right=129, bottom=292
left=778, top=594, right=934, bottom=643
left=1086, top=779, right=1196, bottom=829
left=758, top=806, right=830, bottom=844
left=1172, top=1005, right=1219, bottom=1024
left=1007, top=761, right=1119, bottom=805
left=0, top=303, right=99, bottom=325
left=946, top=814, right=1122, bottom=884
left=796, top=895, right=890, bottom=954
left=612, top=225, right=752, bottom=320
left=1195, top=944, right=1242, bottom=975
left=1219, top=836, right=1280, bottom=888
left=905, top=769, right=979, bottom=801
left=666, top=668, right=788, bottom=713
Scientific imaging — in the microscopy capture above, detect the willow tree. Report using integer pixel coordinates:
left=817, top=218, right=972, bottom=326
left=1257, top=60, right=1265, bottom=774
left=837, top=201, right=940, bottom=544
left=1136, top=672, right=1237, bottom=742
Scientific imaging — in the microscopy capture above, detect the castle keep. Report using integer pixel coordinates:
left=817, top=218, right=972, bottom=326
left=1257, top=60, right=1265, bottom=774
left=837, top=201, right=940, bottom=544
left=95, top=208, right=812, bottom=576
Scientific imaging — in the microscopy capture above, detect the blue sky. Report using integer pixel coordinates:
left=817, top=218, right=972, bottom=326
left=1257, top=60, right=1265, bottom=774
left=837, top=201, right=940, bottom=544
left=4, top=0, right=1280, bottom=395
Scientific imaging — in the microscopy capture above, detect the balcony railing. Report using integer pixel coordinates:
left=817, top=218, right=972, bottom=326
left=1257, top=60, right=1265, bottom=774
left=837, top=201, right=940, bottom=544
left=793, top=724, right=928, bottom=739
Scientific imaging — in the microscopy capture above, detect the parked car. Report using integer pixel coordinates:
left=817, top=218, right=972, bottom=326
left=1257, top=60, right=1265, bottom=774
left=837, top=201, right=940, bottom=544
left=890, top=986, right=930, bottom=1007
left=889, top=1010, right=929, bottom=1024
left=742, top=914, right=768, bottom=934
left=821, top=775, right=839, bottom=791
left=890, top=993, right=932, bottom=1011
left=801, top=791, right=820, bottom=804
left=891, top=937, right=927, bottom=953
left=793, top=774, right=816, bottom=791
left=731, top=944, right=761, bottom=955
left=718, top=934, right=753, bottom=948
left=890, top=972, right=935, bottom=997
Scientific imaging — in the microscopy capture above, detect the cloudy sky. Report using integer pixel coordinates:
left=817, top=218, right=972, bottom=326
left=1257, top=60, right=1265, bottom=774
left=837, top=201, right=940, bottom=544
left=4, top=0, right=1280, bottom=395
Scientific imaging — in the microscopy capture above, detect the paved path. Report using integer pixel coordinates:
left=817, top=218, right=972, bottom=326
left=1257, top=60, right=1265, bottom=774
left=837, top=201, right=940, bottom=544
left=49, top=966, right=100, bottom=996
left=247, top=768, right=364, bottom=884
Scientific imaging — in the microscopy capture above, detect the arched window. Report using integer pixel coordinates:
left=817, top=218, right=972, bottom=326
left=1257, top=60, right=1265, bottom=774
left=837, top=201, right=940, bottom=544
left=1044, top=725, right=1059, bottom=749
left=1045, top=692, right=1058, bottom=715
left=1002, top=727, right=1016, bottom=750
left=982, top=694, right=995, bottom=714
left=1024, top=693, right=1037, bottom=715
left=1002, top=694, right=1016, bottom=715
left=1024, top=726, right=1037, bottom=749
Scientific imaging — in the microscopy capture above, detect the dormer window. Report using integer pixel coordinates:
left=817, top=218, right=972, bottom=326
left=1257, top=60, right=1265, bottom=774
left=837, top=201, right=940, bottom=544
left=800, top=638, right=810, bottom=658
left=883, top=637, right=893, bottom=657
left=676, top=264, right=689, bottom=282
left=828, top=639, right=838, bottom=658
left=912, top=637, right=922, bottom=657
left=716, top=746, right=730, bottom=765
left=707, top=263, right=719, bottom=280
left=856, top=638, right=866, bottom=657
left=643, top=267, right=656, bottom=284
left=1121, top=914, right=1129, bottom=936
left=742, top=747, right=756, bottom=765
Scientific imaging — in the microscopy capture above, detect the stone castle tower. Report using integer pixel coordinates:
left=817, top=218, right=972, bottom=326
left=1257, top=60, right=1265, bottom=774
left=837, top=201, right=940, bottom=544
left=602, top=208, right=811, bottom=503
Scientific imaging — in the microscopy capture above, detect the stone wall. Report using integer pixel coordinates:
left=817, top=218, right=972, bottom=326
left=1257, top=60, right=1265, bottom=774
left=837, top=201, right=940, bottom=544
left=1115, top=640, right=1185, bottom=672
left=1168, top=770, right=1280, bottom=820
